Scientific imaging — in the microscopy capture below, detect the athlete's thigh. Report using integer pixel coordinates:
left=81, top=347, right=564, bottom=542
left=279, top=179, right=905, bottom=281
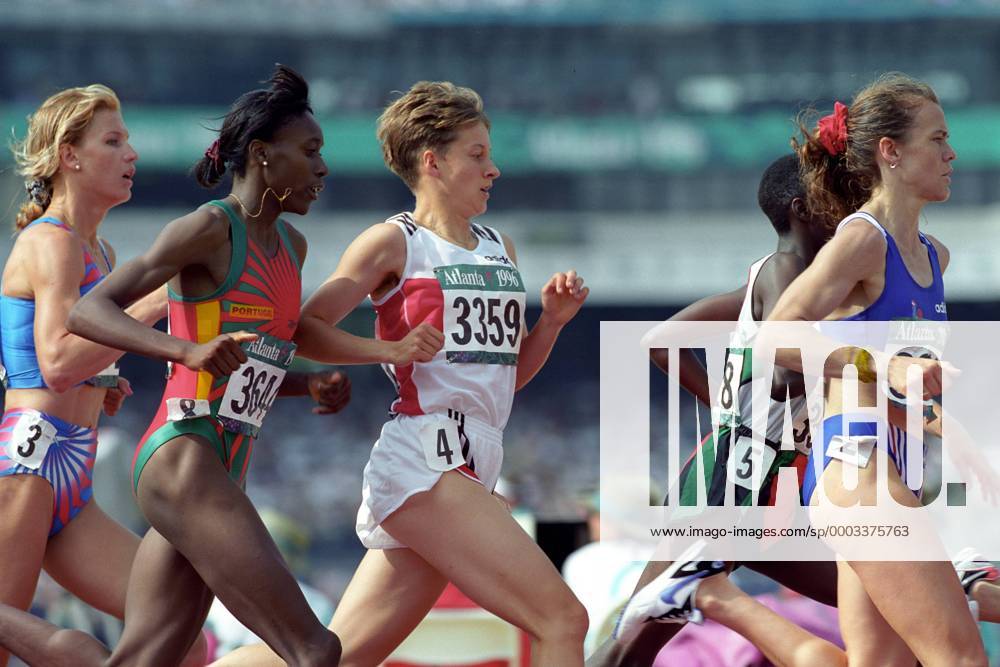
left=136, top=432, right=324, bottom=655
left=0, top=476, right=53, bottom=607
left=330, top=548, right=447, bottom=667
left=837, top=560, right=915, bottom=667
left=0, top=476, right=53, bottom=667
left=822, top=456, right=981, bottom=661
left=109, top=527, right=213, bottom=667
left=43, top=500, right=139, bottom=617
left=747, top=560, right=838, bottom=607
left=381, top=471, right=581, bottom=636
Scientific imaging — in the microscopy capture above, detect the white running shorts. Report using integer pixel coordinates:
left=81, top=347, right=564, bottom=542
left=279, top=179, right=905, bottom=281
left=356, top=411, right=504, bottom=549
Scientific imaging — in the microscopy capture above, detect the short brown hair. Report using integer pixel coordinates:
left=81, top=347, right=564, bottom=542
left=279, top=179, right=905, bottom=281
left=793, top=72, right=938, bottom=229
left=376, top=81, right=490, bottom=190
left=11, top=84, right=120, bottom=230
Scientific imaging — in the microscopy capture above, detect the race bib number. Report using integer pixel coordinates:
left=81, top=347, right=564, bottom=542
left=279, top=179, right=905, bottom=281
left=731, top=434, right=776, bottom=491
left=827, top=434, right=876, bottom=468
left=717, top=348, right=744, bottom=428
left=6, top=412, right=57, bottom=470
left=419, top=420, right=465, bottom=472
left=86, top=362, right=120, bottom=388
left=217, top=335, right=297, bottom=437
left=435, top=263, right=525, bottom=365
left=166, top=398, right=212, bottom=422
left=791, top=416, right=813, bottom=455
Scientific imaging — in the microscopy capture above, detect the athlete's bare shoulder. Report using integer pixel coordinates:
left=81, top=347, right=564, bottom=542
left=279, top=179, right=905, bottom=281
left=358, top=219, right=408, bottom=258
left=176, top=204, right=232, bottom=244
left=337, top=220, right=408, bottom=290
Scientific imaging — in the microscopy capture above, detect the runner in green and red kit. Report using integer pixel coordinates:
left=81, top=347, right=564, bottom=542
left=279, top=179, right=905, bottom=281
left=132, top=197, right=302, bottom=491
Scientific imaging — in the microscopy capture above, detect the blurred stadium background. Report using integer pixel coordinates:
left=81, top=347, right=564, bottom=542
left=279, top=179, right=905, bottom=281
left=4, top=0, right=1000, bottom=663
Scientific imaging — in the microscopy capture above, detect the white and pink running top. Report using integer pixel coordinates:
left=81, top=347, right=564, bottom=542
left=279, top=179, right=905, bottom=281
left=372, top=212, right=526, bottom=430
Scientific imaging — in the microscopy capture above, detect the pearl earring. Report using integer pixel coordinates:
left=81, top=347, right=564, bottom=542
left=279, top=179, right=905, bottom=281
left=74, top=164, right=81, bottom=171
left=262, top=159, right=268, bottom=167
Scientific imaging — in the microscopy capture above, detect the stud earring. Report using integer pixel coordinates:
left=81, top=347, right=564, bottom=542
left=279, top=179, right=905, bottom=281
left=889, top=162, right=897, bottom=169
left=262, top=160, right=268, bottom=167
left=74, top=164, right=81, bottom=171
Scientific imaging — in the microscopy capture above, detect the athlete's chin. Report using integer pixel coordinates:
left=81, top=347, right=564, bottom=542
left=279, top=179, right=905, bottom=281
left=286, top=199, right=312, bottom=216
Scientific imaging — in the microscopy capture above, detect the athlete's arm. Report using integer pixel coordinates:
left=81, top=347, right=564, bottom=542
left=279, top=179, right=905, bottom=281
left=68, top=208, right=257, bottom=377
left=26, top=228, right=159, bottom=392
left=765, top=221, right=886, bottom=376
left=294, top=223, right=443, bottom=365
left=649, top=286, right=746, bottom=406
left=766, top=222, right=945, bottom=395
left=505, top=234, right=589, bottom=391
left=769, top=222, right=884, bottom=324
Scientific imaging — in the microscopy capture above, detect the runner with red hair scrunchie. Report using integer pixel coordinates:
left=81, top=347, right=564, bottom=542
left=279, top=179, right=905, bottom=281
left=817, top=101, right=848, bottom=156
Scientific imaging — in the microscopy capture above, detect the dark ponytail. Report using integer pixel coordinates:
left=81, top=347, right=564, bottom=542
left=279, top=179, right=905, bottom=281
left=191, top=64, right=313, bottom=189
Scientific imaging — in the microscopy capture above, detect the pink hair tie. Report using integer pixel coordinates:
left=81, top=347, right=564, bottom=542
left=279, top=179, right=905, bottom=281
left=204, top=139, right=223, bottom=170
left=817, top=101, right=849, bottom=156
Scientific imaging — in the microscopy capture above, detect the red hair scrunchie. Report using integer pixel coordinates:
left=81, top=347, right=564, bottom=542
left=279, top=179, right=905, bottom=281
left=817, top=101, right=848, bottom=157
left=204, top=139, right=222, bottom=170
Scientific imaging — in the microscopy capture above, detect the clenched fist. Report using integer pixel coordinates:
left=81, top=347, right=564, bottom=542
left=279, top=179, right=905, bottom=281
left=102, top=376, right=132, bottom=417
left=389, top=322, right=444, bottom=366
left=181, top=331, right=258, bottom=378
left=308, top=370, right=352, bottom=415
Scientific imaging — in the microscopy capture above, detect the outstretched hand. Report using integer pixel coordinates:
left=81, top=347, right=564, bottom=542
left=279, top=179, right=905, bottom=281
left=540, top=270, right=589, bottom=326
